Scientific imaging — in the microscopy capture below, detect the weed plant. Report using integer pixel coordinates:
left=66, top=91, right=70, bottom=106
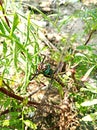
left=0, top=0, right=97, bottom=129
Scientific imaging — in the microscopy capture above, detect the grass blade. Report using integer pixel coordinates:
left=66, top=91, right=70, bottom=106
left=10, top=13, right=20, bottom=36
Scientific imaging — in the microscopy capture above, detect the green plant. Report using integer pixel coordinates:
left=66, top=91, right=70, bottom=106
left=0, top=1, right=43, bottom=129
left=0, top=0, right=97, bottom=129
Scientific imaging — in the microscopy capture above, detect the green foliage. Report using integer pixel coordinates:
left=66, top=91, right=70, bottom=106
left=23, top=120, right=37, bottom=130
left=73, top=44, right=97, bottom=124
left=0, top=0, right=97, bottom=129
left=0, top=1, right=41, bottom=129
left=80, top=8, right=97, bottom=32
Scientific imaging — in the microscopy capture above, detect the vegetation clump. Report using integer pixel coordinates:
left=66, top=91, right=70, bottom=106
left=0, top=0, right=97, bottom=129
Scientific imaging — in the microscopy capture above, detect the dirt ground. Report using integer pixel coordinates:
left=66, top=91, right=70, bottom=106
left=21, top=0, right=97, bottom=47
left=0, top=0, right=97, bottom=129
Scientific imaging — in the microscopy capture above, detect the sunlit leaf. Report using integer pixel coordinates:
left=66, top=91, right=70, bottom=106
left=75, top=53, right=87, bottom=59
left=82, top=112, right=97, bottom=121
left=3, top=41, right=7, bottom=56
left=81, top=87, right=97, bottom=94
left=81, top=65, right=95, bottom=81
left=1, top=119, right=20, bottom=126
left=81, top=81, right=97, bottom=93
left=2, top=120, right=9, bottom=126
left=81, top=99, right=97, bottom=106
left=23, top=97, right=28, bottom=106
left=23, top=120, right=37, bottom=130
left=10, top=13, right=20, bottom=36
left=0, top=21, right=5, bottom=33
left=1, top=19, right=10, bottom=33
left=0, top=76, right=3, bottom=87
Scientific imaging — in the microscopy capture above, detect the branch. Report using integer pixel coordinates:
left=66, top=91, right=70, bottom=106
left=84, top=30, right=96, bottom=45
left=0, top=0, right=10, bottom=28
left=0, top=109, right=9, bottom=116
left=3, top=80, right=14, bottom=93
left=0, top=87, right=63, bottom=111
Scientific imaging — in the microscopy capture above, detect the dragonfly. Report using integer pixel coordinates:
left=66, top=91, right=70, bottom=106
left=41, top=63, right=66, bottom=88
left=30, top=54, right=66, bottom=88
left=30, top=41, right=73, bottom=88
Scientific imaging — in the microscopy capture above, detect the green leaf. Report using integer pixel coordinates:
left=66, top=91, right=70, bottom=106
left=23, top=97, right=28, bottom=106
left=34, top=41, right=40, bottom=71
left=81, top=87, right=97, bottom=94
left=59, top=15, right=72, bottom=30
left=2, top=120, right=9, bottom=127
left=3, top=41, right=7, bottom=56
left=0, top=128, right=10, bottom=130
left=13, top=40, right=18, bottom=69
left=0, top=31, right=32, bottom=62
left=21, top=49, right=32, bottom=91
left=0, top=33, right=11, bottom=39
left=10, top=13, right=20, bottom=36
left=0, top=21, right=5, bottom=33
left=4, top=98, right=10, bottom=108
left=10, top=112, right=20, bottom=118
left=23, top=120, right=37, bottom=130
left=81, top=99, right=97, bottom=106
left=82, top=112, right=97, bottom=121
left=81, top=65, right=95, bottom=81
left=0, top=76, right=3, bottom=87
left=26, top=12, right=30, bottom=44
left=1, top=19, right=10, bottom=33
left=0, top=119, right=20, bottom=127
left=81, top=81, right=97, bottom=93
left=75, top=53, right=87, bottom=59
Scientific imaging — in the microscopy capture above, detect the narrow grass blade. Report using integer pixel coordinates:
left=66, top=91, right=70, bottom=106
left=10, top=13, right=20, bottom=36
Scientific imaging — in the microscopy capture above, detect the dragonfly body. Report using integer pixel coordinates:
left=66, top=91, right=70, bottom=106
left=42, top=64, right=53, bottom=77
left=31, top=62, right=65, bottom=87
left=41, top=64, right=65, bottom=87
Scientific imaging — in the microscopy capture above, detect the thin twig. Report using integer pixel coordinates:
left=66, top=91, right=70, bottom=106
left=0, top=109, right=9, bottom=116
left=28, top=86, right=44, bottom=98
left=84, top=30, right=96, bottom=45
left=3, top=80, right=14, bottom=93
left=0, top=0, right=10, bottom=28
